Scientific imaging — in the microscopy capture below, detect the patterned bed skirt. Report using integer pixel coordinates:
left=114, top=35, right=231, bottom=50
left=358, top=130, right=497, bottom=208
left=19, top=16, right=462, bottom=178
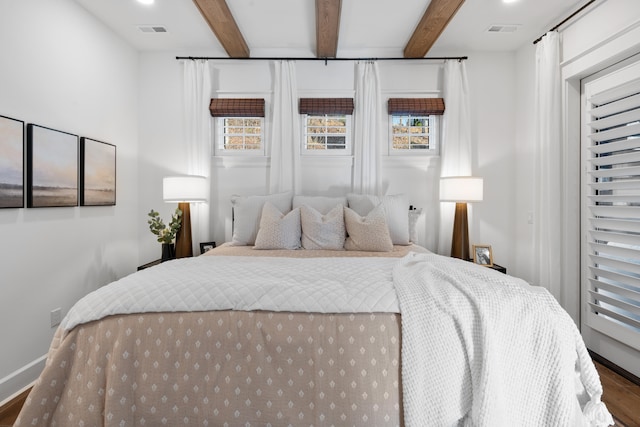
left=17, top=310, right=403, bottom=426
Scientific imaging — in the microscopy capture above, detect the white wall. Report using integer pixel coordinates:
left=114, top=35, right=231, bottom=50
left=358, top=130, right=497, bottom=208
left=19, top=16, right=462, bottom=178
left=0, top=0, right=139, bottom=402
left=137, top=53, right=518, bottom=263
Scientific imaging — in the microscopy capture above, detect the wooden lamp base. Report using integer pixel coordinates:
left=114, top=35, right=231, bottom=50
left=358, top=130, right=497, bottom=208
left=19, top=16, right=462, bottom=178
left=450, top=202, right=470, bottom=260
left=175, top=202, right=193, bottom=258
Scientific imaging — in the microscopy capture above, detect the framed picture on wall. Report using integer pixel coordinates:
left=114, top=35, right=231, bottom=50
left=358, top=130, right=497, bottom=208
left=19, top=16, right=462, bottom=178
left=27, top=124, right=78, bottom=208
left=0, top=115, right=25, bottom=209
left=80, top=137, right=116, bottom=206
left=472, top=244, right=493, bottom=267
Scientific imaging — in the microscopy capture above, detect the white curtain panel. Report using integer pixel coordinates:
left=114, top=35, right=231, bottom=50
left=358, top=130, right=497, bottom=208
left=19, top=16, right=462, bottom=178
left=534, top=32, right=563, bottom=301
left=182, top=59, right=212, bottom=253
left=269, top=60, right=301, bottom=194
left=437, top=59, right=472, bottom=255
left=353, top=61, right=382, bottom=196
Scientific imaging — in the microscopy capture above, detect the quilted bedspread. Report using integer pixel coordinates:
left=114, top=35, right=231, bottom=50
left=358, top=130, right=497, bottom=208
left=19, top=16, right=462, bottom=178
left=61, top=254, right=403, bottom=333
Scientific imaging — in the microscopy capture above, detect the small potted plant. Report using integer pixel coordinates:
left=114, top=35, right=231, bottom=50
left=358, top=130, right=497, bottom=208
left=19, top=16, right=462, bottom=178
left=147, top=207, right=183, bottom=262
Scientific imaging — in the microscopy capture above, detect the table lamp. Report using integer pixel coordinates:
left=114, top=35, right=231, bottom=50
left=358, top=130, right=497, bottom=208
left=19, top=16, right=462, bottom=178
left=440, top=176, right=483, bottom=260
left=163, top=175, right=208, bottom=258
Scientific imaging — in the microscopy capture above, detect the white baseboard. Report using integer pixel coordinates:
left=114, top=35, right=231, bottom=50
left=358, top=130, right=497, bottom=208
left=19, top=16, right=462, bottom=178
left=0, top=355, right=46, bottom=406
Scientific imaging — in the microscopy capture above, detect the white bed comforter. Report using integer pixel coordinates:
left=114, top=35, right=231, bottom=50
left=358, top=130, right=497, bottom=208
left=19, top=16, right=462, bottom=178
left=61, top=255, right=401, bottom=332
left=393, top=252, right=613, bottom=427
left=60, top=251, right=613, bottom=426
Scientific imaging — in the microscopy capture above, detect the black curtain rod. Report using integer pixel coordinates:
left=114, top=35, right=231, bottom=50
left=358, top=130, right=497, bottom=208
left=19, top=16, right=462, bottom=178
left=176, top=56, right=467, bottom=62
left=533, top=0, right=596, bottom=44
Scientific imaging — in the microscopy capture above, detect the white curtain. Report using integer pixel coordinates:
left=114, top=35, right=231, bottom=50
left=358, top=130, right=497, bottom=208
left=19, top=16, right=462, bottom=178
left=269, top=60, right=301, bottom=194
left=353, top=61, right=382, bottom=196
left=182, top=59, right=212, bottom=253
left=534, top=31, right=562, bottom=301
left=437, top=59, right=472, bottom=255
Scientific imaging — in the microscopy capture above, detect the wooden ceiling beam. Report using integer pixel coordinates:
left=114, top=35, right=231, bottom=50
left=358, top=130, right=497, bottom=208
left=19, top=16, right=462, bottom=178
left=192, top=0, right=250, bottom=58
left=404, top=0, right=465, bottom=58
left=315, top=0, right=341, bottom=58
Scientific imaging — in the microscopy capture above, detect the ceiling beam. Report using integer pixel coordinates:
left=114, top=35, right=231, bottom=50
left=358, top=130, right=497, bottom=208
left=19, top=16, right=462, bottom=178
left=404, top=0, right=465, bottom=58
left=315, top=0, right=341, bottom=58
left=192, top=0, right=250, bottom=58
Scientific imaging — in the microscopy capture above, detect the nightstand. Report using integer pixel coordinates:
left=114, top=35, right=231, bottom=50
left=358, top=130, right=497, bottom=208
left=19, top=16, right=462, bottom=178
left=466, top=259, right=507, bottom=274
left=137, top=259, right=161, bottom=271
left=486, top=263, right=506, bottom=274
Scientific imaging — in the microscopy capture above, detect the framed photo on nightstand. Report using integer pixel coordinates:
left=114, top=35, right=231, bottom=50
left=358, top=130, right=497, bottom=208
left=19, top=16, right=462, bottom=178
left=472, top=244, right=493, bottom=267
left=200, top=241, right=216, bottom=254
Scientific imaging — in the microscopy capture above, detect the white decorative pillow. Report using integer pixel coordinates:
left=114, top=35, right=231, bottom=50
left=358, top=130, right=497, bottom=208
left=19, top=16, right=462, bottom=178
left=254, top=202, right=301, bottom=250
left=293, top=195, right=348, bottom=215
left=300, top=204, right=345, bottom=250
left=343, top=205, right=393, bottom=252
left=347, top=193, right=410, bottom=245
left=230, top=191, right=292, bottom=246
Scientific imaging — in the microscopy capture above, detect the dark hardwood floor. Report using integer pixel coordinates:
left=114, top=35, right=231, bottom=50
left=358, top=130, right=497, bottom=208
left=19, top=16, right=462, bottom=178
left=595, top=361, right=640, bottom=427
left=1, top=361, right=638, bottom=426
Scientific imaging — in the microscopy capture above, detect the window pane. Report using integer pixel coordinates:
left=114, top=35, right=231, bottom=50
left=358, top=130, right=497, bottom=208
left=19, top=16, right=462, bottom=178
left=224, top=136, right=244, bottom=149
left=304, top=114, right=348, bottom=153
left=391, top=114, right=435, bottom=152
left=307, top=126, right=324, bottom=134
left=327, top=136, right=346, bottom=148
left=244, top=118, right=261, bottom=126
left=225, top=118, right=243, bottom=126
left=218, top=117, right=263, bottom=154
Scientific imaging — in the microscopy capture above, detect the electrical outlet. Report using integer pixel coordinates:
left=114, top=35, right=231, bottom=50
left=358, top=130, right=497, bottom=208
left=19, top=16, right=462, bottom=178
left=50, top=308, right=62, bottom=328
left=527, top=211, right=534, bottom=225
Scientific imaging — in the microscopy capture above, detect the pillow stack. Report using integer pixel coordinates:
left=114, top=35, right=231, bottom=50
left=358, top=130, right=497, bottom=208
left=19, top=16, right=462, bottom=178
left=230, top=192, right=416, bottom=251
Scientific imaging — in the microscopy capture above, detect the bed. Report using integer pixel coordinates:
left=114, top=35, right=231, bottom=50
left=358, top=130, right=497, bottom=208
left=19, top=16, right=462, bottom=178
left=16, top=193, right=614, bottom=426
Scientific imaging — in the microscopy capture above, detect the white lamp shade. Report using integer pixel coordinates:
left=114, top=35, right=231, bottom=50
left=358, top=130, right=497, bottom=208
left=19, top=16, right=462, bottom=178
left=163, top=176, right=208, bottom=203
left=440, top=176, right=483, bottom=202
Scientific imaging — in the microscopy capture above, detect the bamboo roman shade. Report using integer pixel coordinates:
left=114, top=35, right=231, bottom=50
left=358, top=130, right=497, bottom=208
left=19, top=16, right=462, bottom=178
left=387, top=98, right=445, bottom=115
left=209, top=98, right=265, bottom=117
left=299, top=98, right=354, bottom=115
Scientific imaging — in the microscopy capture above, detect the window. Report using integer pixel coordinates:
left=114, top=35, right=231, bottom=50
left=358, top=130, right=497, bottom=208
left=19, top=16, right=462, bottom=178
left=390, top=115, right=437, bottom=152
left=387, top=98, right=444, bottom=155
left=210, top=98, right=265, bottom=155
left=299, top=98, right=354, bottom=155
left=216, top=117, right=264, bottom=153
left=303, top=114, right=351, bottom=154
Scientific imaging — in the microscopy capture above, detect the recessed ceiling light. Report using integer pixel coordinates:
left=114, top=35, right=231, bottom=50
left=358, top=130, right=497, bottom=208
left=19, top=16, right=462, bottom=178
left=137, top=0, right=154, bottom=5
left=503, top=0, right=519, bottom=3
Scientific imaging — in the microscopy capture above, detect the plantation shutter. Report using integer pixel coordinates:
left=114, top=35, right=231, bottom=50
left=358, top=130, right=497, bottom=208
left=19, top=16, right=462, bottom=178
left=585, top=72, right=640, bottom=351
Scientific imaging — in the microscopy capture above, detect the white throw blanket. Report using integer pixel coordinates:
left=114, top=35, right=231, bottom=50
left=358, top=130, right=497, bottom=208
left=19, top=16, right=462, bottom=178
left=393, top=252, right=613, bottom=427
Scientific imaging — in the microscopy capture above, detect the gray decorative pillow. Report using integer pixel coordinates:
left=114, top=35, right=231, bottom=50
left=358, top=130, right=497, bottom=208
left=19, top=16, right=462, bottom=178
left=230, top=191, right=292, bottom=246
left=344, top=205, right=393, bottom=252
left=300, top=204, right=345, bottom=250
left=254, top=202, right=301, bottom=250
left=347, top=193, right=410, bottom=245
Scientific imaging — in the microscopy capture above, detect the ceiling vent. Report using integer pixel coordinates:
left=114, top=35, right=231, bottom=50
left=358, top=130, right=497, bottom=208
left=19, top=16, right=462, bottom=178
left=137, top=25, right=168, bottom=33
left=486, top=24, right=519, bottom=33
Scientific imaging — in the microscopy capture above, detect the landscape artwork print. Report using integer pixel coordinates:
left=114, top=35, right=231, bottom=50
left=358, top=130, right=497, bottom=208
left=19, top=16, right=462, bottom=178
left=80, top=137, right=116, bottom=206
left=0, top=115, right=24, bottom=208
left=27, top=124, right=78, bottom=208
